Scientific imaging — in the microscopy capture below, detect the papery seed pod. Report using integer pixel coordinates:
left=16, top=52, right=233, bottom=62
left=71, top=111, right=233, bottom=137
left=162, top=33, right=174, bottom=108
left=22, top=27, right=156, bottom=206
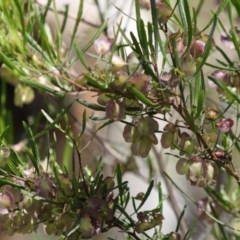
left=206, top=108, right=219, bottom=120
left=181, top=56, right=197, bottom=78
left=129, top=73, right=151, bottom=95
left=79, top=215, right=95, bottom=238
left=161, top=131, right=175, bottom=149
left=216, top=118, right=234, bottom=132
left=190, top=39, right=206, bottom=59
left=110, top=71, right=128, bottom=90
left=183, top=140, right=195, bottom=155
left=103, top=176, right=115, bottom=191
left=58, top=174, right=72, bottom=197
left=135, top=192, right=145, bottom=200
left=197, top=198, right=216, bottom=223
left=187, top=161, right=203, bottom=185
left=0, top=192, right=12, bottom=214
left=94, top=36, right=113, bottom=55
left=21, top=195, right=33, bottom=209
left=97, top=93, right=114, bottom=106
left=123, top=124, right=135, bottom=143
left=0, top=147, right=10, bottom=166
left=127, top=52, right=142, bottom=74
left=157, top=3, right=172, bottom=25
left=131, top=136, right=153, bottom=158
left=136, top=117, right=158, bottom=137
left=111, top=55, right=127, bottom=71
left=168, top=232, right=182, bottom=240
left=34, top=173, right=56, bottom=199
left=205, top=163, right=215, bottom=184
left=159, top=71, right=180, bottom=88
left=105, top=99, right=126, bottom=120
left=14, top=84, right=35, bottom=107
left=176, top=158, right=189, bottom=175
left=123, top=98, right=143, bottom=110
left=135, top=221, right=155, bottom=233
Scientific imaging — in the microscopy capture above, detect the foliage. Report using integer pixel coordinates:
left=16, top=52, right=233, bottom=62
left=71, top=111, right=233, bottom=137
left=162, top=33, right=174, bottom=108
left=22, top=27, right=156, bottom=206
left=0, top=0, right=240, bottom=239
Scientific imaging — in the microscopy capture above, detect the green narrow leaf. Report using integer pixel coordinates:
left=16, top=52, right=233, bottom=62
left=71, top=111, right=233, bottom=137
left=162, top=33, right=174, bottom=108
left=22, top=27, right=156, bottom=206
left=74, top=43, right=91, bottom=71
left=83, top=74, right=107, bottom=90
left=175, top=205, right=187, bottom=232
left=116, top=163, right=123, bottom=205
left=158, top=182, right=163, bottom=213
left=0, top=178, right=24, bottom=189
left=199, top=0, right=229, bottom=34
left=178, top=0, right=193, bottom=54
left=231, top=0, right=240, bottom=16
left=41, top=0, right=52, bottom=22
left=12, top=0, right=26, bottom=43
left=0, top=52, right=23, bottom=75
left=215, top=45, right=234, bottom=66
left=208, top=76, right=240, bottom=104
left=25, top=33, right=52, bottom=63
left=23, top=122, right=40, bottom=175
left=69, top=0, right=84, bottom=49
left=7, top=158, right=21, bottom=177
left=193, top=15, right=217, bottom=77
left=115, top=202, right=135, bottom=225
left=79, top=109, right=87, bottom=138
left=76, top=98, right=105, bottom=111
left=35, top=106, right=71, bottom=139
left=139, top=19, right=149, bottom=57
left=135, top=179, right=154, bottom=212
left=20, top=79, right=64, bottom=97
left=130, top=32, right=143, bottom=56
left=227, top=3, right=240, bottom=59
left=194, top=71, right=205, bottom=119
left=127, top=84, right=156, bottom=107
left=60, top=4, right=69, bottom=33
left=135, top=0, right=149, bottom=59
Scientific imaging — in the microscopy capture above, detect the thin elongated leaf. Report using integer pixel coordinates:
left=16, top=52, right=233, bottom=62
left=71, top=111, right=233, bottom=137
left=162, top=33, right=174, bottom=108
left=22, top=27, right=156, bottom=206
left=74, top=43, right=91, bottom=71
left=0, top=178, right=24, bottom=189
left=0, top=126, right=9, bottom=144
left=130, top=32, right=143, bottom=56
left=227, top=4, right=240, bottom=59
left=178, top=0, right=193, bottom=53
left=79, top=110, right=87, bottom=138
left=12, top=0, right=26, bottom=43
left=127, top=84, right=156, bottom=107
left=193, top=15, right=217, bottom=77
left=116, top=164, right=123, bottom=204
left=199, top=0, right=229, bottom=34
left=209, top=77, right=240, bottom=104
left=7, top=158, right=21, bottom=177
left=231, top=0, right=240, bottom=16
left=81, top=20, right=108, bottom=53
left=60, top=4, right=69, bottom=33
left=175, top=205, right=187, bottom=232
left=25, top=33, right=52, bottom=63
left=139, top=19, right=149, bottom=58
left=76, top=98, right=105, bottom=111
left=35, top=106, right=71, bottom=139
left=83, top=74, right=107, bottom=90
left=163, top=171, right=195, bottom=203
left=214, top=44, right=234, bottom=66
left=20, top=79, right=64, bottom=97
left=23, top=122, right=40, bottom=175
left=41, top=0, right=52, bottom=22
left=135, top=179, right=154, bottom=212
left=69, top=0, right=83, bottom=49
left=135, top=0, right=149, bottom=58
left=193, top=71, right=205, bottom=119
left=158, top=181, right=163, bottom=213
